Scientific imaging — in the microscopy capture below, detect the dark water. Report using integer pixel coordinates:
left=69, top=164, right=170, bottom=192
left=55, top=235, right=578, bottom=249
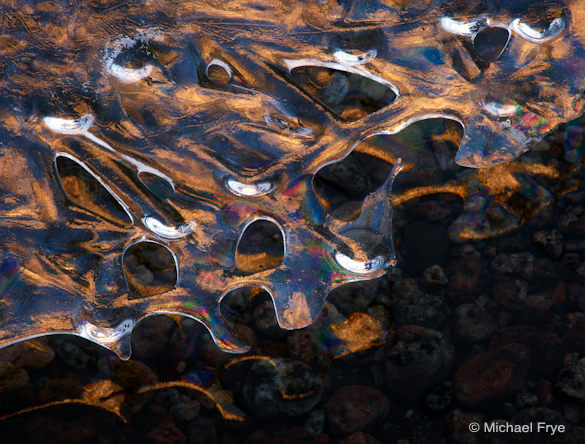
left=1, top=0, right=585, bottom=443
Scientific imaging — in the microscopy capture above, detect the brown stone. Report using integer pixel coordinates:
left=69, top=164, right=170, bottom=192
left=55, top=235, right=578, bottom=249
left=490, top=325, right=565, bottom=375
left=447, top=255, right=483, bottom=303
left=326, top=386, right=389, bottom=435
left=338, top=431, right=381, bottom=444
left=379, top=325, right=454, bottom=399
left=455, top=344, right=530, bottom=409
left=452, top=304, right=497, bottom=343
left=564, top=317, right=585, bottom=354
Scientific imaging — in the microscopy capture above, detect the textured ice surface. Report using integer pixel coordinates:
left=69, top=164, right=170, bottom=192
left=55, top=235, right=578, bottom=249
left=0, top=0, right=584, bottom=358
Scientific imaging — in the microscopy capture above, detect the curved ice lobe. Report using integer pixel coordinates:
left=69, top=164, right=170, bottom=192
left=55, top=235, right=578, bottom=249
left=436, top=2, right=585, bottom=167
left=326, top=158, right=404, bottom=263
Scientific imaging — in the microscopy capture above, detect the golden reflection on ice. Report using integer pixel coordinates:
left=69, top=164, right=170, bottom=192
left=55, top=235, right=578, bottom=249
left=0, top=0, right=584, bottom=361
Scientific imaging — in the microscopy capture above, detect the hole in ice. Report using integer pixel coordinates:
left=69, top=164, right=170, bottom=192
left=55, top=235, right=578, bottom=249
left=314, top=151, right=394, bottom=217
left=220, top=287, right=285, bottom=339
left=290, top=66, right=397, bottom=121
left=315, top=118, right=463, bottom=217
left=236, top=220, right=284, bottom=274
left=139, top=172, right=175, bottom=200
left=130, top=314, right=183, bottom=369
left=473, top=27, right=510, bottom=62
left=220, top=286, right=265, bottom=321
left=360, top=118, right=463, bottom=193
left=123, top=241, right=177, bottom=297
left=56, top=155, right=132, bottom=227
left=206, top=58, right=232, bottom=86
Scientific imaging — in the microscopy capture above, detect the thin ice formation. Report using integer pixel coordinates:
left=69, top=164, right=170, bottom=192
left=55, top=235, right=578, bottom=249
left=0, top=0, right=585, bottom=358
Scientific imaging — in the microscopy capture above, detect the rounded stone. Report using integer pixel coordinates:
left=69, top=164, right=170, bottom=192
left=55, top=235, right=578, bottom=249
left=451, top=304, right=497, bottom=343
left=325, top=385, right=389, bottom=435
left=338, top=431, right=381, bottom=444
left=422, top=265, right=448, bottom=286
left=446, top=254, right=483, bottom=303
left=557, top=358, right=585, bottom=401
left=454, top=344, right=530, bottom=409
left=533, top=229, right=564, bottom=258
left=0, top=361, right=29, bottom=397
left=392, top=278, right=447, bottom=329
left=242, top=358, right=323, bottom=418
left=170, top=400, right=201, bottom=422
left=424, top=381, right=453, bottom=413
left=379, top=325, right=454, bottom=399
left=490, top=325, right=565, bottom=375
left=113, top=360, right=158, bottom=392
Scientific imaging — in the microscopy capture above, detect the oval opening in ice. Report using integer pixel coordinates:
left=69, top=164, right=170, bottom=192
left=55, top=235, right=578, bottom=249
left=290, top=65, right=397, bottom=121
left=206, top=58, right=232, bottom=86
left=473, top=27, right=510, bottom=62
left=123, top=241, right=178, bottom=297
left=236, top=219, right=285, bottom=274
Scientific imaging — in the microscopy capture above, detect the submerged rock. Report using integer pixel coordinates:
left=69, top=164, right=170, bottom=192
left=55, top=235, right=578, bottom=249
left=454, top=344, right=530, bottom=409
left=377, top=325, right=453, bottom=399
left=451, top=304, right=497, bottom=343
left=242, top=358, right=323, bottom=418
left=392, top=278, right=447, bottom=329
left=325, top=385, right=389, bottom=435
left=490, top=325, right=565, bottom=375
left=338, top=431, right=381, bottom=444
left=446, top=254, right=484, bottom=304
left=533, top=229, right=564, bottom=259
left=557, top=358, right=585, bottom=401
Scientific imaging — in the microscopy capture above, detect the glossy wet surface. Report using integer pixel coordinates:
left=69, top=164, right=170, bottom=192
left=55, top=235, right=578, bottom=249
left=1, top=0, right=585, bottom=442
